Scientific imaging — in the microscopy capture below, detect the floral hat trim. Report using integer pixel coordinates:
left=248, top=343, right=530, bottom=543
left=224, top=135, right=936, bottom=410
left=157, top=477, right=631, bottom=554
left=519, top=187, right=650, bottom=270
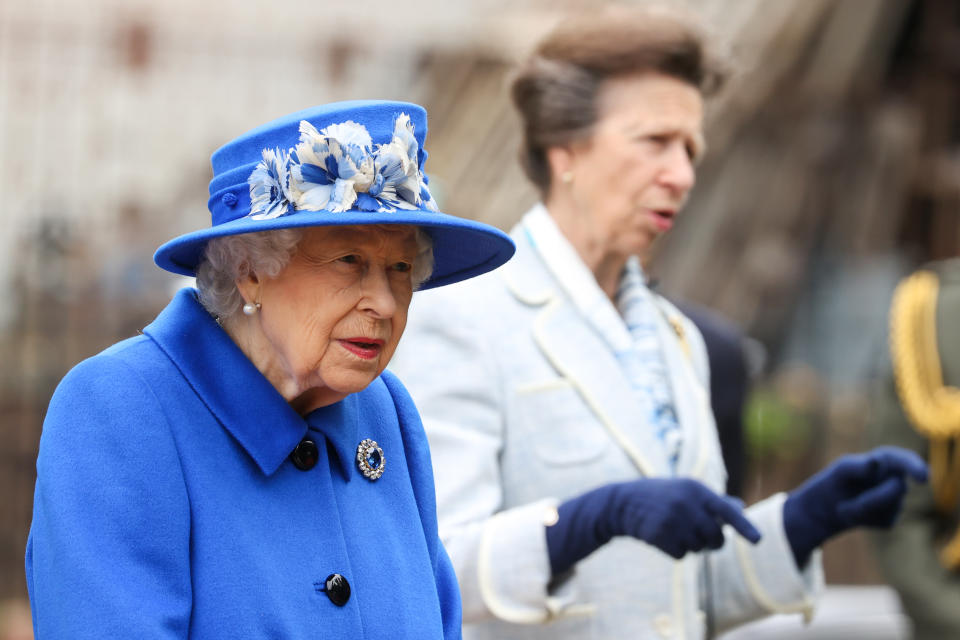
left=247, top=113, right=439, bottom=220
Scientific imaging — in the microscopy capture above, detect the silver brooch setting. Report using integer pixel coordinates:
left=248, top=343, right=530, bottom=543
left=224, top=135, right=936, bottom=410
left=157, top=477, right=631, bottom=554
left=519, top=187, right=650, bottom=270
left=356, top=438, right=385, bottom=480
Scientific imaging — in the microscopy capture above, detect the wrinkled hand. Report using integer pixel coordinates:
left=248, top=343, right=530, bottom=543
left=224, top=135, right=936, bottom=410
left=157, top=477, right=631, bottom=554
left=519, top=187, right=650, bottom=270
left=783, top=446, right=928, bottom=568
left=546, top=477, right=761, bottom=577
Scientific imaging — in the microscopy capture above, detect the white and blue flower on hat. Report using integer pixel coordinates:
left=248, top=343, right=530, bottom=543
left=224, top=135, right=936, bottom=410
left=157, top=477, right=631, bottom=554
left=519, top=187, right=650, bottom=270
left=249, top=113, right=438, bottom=219
left=368, top=113, right=431, bottom=212
left=290, top=119, right=375, bottom=213
left=248, top=148, right=295, bottom=220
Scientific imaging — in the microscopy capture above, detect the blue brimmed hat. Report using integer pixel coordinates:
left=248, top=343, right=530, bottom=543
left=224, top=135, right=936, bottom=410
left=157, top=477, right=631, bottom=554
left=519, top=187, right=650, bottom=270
left=154, top=100, right=515, bottom=289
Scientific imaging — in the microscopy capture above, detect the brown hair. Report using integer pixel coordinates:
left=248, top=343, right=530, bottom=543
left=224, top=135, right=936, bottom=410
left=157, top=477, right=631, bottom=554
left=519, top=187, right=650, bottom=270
left=510, top=6, right=727, bottom=195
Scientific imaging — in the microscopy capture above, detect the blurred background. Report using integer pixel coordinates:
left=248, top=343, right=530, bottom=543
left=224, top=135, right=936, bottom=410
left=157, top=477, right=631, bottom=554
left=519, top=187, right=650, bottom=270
left=1, top=0, right=957, bottom=637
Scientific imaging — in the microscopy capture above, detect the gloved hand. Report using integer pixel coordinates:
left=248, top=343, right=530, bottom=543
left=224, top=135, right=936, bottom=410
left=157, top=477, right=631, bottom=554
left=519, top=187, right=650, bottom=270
left=545, top=477, right=762, bottom=577
left=783, top=446, right=928, bottom=568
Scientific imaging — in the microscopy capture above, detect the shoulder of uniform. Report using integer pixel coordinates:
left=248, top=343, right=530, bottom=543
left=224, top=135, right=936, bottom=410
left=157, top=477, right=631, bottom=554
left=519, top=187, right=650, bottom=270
left=889, top=265, right=960, bottom=439
left=923, top=258, right=960, bottom=286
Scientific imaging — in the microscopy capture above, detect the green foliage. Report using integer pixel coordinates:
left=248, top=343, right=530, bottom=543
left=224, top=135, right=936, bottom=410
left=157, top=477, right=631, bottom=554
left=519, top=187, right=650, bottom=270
left=744, top=387, right=813, bottom=460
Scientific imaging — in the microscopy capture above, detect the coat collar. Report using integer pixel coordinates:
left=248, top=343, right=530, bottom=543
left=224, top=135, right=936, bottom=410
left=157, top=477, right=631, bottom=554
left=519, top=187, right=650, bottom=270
left=499, top=207, right=559, bottom=306
left=143, top=288, right=357, bottom=480
left=305, top=395, right=360, bottom=482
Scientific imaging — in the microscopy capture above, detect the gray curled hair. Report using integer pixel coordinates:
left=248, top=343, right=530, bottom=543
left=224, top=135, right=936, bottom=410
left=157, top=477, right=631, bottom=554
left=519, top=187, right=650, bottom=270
left=196, top=226, right=435, bottom=320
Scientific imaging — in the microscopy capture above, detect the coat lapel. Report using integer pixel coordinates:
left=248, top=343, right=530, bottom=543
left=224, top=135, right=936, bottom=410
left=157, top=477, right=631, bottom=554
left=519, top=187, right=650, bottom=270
left=502, top=226, right=670, bottom=478
left=650, top=297, right=717, bottom=481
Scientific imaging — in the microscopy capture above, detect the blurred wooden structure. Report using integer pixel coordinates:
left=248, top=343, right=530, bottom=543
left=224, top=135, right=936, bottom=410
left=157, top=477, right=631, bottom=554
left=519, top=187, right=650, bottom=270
left=1, top=0, right=958, bottom=605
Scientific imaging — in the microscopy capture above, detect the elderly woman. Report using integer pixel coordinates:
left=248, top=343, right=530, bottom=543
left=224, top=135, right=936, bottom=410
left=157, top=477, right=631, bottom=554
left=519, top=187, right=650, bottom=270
left=25, top=101, right=514, bottom=638
left=389, top=9, right=927, bottom=640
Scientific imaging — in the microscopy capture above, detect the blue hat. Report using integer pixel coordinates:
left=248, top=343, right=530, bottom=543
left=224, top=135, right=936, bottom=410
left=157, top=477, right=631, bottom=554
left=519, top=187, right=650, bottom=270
left=154, top=100, right=515, bottom=289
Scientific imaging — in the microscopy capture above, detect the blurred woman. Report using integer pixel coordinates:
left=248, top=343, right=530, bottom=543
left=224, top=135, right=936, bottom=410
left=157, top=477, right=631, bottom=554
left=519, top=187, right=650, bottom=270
left=390, top=8, right=926, bottom=639
left=26, top=100, right=514, bottom=639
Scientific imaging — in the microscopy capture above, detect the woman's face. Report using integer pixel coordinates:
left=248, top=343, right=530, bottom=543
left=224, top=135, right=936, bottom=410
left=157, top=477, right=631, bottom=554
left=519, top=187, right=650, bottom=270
left=252, top=224, right=419, bottom=411
left=561, top=72, right=705, bottom=261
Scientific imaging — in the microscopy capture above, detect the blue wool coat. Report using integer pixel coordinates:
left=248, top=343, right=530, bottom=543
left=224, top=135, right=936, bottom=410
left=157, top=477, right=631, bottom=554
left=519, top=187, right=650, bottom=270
left=26, top=288, right=461, bottom=639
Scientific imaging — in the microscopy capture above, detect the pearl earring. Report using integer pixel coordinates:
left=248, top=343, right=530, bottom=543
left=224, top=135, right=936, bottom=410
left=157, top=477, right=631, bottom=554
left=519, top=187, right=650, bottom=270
left=561, top=171, right=574, bottom=184
left=242, top=301, right=261, bottom=316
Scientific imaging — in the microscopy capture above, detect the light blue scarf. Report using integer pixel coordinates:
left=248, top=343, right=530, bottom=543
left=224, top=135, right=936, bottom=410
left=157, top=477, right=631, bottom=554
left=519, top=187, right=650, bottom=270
left=615, top=257, right=683, bottom=471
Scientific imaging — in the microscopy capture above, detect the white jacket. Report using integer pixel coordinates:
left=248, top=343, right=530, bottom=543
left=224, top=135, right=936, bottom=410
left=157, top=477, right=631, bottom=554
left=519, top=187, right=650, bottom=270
left=390, top=207, right=823, bottom=639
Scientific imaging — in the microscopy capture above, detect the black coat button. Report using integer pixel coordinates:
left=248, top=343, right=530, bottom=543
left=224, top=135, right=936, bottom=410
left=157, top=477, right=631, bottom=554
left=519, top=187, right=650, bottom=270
left=323, top=573, right=351, bottom=606
left=290, top=438, right=318, bottom=471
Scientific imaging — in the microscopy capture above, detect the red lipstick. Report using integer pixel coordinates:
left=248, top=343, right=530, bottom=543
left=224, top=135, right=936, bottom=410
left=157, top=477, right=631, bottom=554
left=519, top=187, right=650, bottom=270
left=338, top=338, right=384, bottom=360
left=647, top=208, right=675, bottom=232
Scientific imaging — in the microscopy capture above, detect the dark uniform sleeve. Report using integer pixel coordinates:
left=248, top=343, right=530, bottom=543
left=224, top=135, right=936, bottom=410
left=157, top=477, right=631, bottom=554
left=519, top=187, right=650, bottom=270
left=26, top=353, right=192, bottom=639
left=677, top=302, right=749, bottom=497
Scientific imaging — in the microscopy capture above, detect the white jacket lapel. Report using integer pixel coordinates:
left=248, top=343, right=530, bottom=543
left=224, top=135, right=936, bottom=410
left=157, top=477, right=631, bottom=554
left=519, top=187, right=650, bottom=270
left=503, top=230, right=670, bottom=478
left=650, top=297, right=719, bottom=482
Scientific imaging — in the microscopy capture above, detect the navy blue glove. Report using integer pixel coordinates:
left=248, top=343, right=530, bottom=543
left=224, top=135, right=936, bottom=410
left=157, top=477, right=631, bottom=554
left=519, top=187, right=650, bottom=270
left=545, top=477, right=762, bottom=577
left=783, top=446, right=928, bottom=568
